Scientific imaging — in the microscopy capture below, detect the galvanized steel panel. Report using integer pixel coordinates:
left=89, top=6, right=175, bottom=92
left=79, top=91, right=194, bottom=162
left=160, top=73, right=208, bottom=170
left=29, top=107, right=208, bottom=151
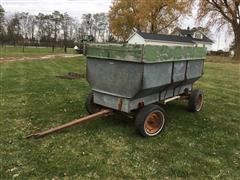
left=87, top=58, right=143, bottom=98
left=142, top=63, right=172, bottom=89
left=173, top=61, right=186, bottom=82
left=187, top=60, right=204, bottom=79
left=94, top=92, right=129, bottom=112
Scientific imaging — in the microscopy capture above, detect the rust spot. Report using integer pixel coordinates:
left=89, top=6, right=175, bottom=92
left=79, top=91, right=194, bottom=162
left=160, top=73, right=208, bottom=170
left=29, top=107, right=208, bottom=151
left=180, top=95, right=189, bottom=100
left=138, top=102, right=144, bottom=109
left=118, top=99, right=123, bottom=111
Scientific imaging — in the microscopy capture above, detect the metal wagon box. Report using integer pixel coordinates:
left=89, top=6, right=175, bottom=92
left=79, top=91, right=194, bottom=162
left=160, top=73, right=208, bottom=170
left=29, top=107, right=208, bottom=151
left=86, top=44, right=206, bottom=112
left=83, top=44, right=206, bottom=137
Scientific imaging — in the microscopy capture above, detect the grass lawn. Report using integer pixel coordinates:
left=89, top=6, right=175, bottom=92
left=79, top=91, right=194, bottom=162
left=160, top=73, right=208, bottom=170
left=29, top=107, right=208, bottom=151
left=206, top=55, right=240, bottom=63
left=0, top=46, right=75, bottom=58
left=0, top=56, right=240, bottom=179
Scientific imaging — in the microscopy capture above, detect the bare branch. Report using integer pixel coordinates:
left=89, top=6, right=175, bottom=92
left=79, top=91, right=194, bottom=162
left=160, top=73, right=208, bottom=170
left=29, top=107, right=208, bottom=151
left=235, top=1, right=240, bottom=23
left=157, top=15, right=180, bottom=33
left=209, top=0, right=234, bottom=23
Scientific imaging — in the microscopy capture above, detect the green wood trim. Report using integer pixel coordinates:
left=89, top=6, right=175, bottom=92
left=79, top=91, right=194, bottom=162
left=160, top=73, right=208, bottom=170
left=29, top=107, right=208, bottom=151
left=86, top=43, right=207, bottom=62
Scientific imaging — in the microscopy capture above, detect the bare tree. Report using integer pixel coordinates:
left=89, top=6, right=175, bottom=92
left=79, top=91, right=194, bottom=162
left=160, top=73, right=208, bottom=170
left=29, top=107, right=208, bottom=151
left=0, top=5, right=6, bottom=44
left=27, top=15, right=37, bottom=44
left=7, top=13, right=22, bottom=46
left=18, top=12, right=29, bottom=40
left=92, top=13, right=109, bottom=42
left=18, top=12, right=31, bottom=51
left=51, top=11, right=63, bottom=51
left=82, top=14, right=94, bottom=35
left=62, top=12, right=74, bottom=53
left=44, top=15, right=54, bottom=45
left=197, top=0, right=240, bottom=60
left=97, top=13, right=109, bottom=42
left=36, top=13, right=45, bottom=45
left=74, top=23, right=85, bottom=44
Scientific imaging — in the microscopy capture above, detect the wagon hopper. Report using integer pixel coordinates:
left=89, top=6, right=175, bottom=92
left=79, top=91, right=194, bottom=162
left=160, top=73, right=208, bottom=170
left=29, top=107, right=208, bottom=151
left=85, top=44, right=206, bottom=136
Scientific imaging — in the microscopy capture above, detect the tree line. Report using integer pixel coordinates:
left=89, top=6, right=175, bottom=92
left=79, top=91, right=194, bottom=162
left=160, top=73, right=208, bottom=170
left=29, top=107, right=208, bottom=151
left=0, top=0, right=239, bottom=59
left=0, top=5, right=110, bottom=52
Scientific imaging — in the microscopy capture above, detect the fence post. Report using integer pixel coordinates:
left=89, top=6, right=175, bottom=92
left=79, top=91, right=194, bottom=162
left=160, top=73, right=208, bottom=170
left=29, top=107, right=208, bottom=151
left=52, top=45, right=55, bottom=53
left=64, top=45, right=67, bottom=53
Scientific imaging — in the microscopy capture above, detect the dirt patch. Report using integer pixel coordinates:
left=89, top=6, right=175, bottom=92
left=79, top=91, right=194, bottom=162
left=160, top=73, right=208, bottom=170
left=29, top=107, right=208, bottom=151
left=0, top=54, right=82, bottom=63
left=56, top=72, right=86, bottom=80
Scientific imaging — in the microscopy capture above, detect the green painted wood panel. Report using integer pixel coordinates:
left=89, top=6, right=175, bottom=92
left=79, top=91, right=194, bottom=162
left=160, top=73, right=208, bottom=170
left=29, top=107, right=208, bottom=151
left=86, top=43, right=207, bottom=63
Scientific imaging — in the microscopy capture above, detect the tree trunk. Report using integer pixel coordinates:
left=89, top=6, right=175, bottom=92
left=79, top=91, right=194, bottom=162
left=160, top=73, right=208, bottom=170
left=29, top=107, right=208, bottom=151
left=64, top=44, right=67, bottom=53
left=150, top=16, right=156, bottom=33
left=233, top=26, right=240, bottom=60
left=64, top=39, right=67, bottom=53
left=52, top=45, right=55, bottom=53
left=234, top=43, right=240, bottom=60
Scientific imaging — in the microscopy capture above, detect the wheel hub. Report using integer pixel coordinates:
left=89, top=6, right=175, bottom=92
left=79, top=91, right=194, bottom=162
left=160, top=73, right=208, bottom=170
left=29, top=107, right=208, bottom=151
left=144, top=111, right=164, bottom=135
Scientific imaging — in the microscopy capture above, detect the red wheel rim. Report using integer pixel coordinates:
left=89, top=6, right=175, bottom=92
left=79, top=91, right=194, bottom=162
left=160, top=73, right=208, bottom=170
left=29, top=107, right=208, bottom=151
left=144, top=111, right=164, bottom=135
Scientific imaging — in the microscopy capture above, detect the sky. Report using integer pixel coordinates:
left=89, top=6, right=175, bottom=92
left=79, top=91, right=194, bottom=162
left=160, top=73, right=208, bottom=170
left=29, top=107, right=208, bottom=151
left=0, top=0, right=232, bottom=50
left=0, top=0, right=112, bottom=18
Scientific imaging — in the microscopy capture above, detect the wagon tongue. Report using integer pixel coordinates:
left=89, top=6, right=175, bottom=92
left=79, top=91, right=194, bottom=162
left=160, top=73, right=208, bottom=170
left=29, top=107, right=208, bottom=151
left=26, top=133, right=42, bottom=139
left=26, top=109, right=113, bottom=139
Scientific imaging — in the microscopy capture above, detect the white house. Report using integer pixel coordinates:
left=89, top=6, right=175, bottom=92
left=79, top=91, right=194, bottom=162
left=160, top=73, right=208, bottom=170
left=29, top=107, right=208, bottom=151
left=128, top=32, right=195, bottom=47
left=128, top=28, right=213, bottom=51
left=171, top=27, right=213, bottom=51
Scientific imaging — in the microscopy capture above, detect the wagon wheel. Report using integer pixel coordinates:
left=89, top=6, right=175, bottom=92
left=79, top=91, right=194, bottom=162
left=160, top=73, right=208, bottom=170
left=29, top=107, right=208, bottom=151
left=135, top=104, right=166, bottom=137
left=188, top=89, right=203, bottom=112
left=85, top=92, right=101, bottom=114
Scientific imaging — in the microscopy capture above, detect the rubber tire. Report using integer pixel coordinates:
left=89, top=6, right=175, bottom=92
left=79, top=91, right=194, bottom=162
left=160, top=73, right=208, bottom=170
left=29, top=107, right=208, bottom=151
left=85, top=92, right=101, bottom=114
left=188, top=89, right=203, bottom=112
left=135, top=104, right=166, bottom=137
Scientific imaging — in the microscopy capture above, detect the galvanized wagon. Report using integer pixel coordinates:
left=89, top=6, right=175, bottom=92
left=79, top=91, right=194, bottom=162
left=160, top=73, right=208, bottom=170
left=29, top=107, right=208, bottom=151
left=85, top=44, right=206, bottom=137
left=27, top=44, right=206, bottom=139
